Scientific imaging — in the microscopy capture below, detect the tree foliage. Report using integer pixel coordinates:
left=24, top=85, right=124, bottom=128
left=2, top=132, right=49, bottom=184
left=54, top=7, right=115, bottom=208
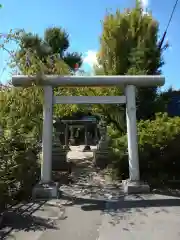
left=96, top=1, right=166, bottom=121
left=0, top=27, right=84, bottom=137
left=0, top=27, right=84, bottom=206
left=14, top=27, right=82, bottom=75
left=1, top=3, right=168, bottom=138
left=0, top=85, right=43, bottom=139
left=109, top=113, right=180, bottom=185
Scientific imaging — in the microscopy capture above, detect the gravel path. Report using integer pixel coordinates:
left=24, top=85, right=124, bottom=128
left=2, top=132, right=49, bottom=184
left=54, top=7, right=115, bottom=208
left=61, top=145, right=124, bottom=201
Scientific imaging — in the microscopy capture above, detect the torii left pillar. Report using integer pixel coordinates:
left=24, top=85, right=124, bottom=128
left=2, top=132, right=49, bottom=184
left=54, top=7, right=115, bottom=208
left=41, top=86, right=53, bottom=182
left=33, top=85, right=58, bottom=199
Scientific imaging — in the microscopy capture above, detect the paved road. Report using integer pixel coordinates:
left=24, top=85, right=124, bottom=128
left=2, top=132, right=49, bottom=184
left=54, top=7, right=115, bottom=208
left=98, top=194, right=180, bottom=240
left=1, top=146, right=180, bottom=239
left=2, top=194, right=180, bottom=240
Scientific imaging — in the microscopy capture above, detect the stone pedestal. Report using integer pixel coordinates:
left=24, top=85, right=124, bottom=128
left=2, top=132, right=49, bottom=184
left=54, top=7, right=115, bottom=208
left=83, top=125, right=91, bottom=151
left=83, top=145, right=91, bottom=152
left=52, top=151, right=69, bottom=171
left=122, top=179, right=150, bottom=194
left=69, top=126, right=75, bottom=145
left=32, top=182, right=59, bottom=199
left=52, top=133, right=69, bottom=171
left=93, top=120, right=110, bottom=168
left=64, top=123, right=71, bottom=150
left=93, top=150, right=110, bottom=169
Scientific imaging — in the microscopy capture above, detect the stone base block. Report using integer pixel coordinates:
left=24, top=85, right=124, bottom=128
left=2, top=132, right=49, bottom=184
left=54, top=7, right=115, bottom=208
left=122, top=179, right=150, bottom=194
left=93, top=150, right=110, bottom=169
left=52, top=161, right=70, bottom=171
left=32, top=182, right=59, bottom=199
left=83, top=145, right=91, bottom=152
left=52, top=152, right=69, bottom=171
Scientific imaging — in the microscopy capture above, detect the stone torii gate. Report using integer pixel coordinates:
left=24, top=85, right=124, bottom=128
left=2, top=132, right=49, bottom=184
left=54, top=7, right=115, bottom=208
left=12, top=75, right=165, bottom=197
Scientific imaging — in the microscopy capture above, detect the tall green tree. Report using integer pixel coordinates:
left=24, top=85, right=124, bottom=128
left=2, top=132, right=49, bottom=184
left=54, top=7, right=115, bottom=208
left=0, top=27, right=83, bottom=139
left=15, top=27, right=82, bottom=75
left=96, top=1, right=167, bottom=120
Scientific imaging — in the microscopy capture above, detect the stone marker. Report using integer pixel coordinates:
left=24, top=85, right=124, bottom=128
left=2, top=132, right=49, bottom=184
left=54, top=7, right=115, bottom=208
left=52, top=131, right=69, bottom=171
left=93, top=120, right=110, bottom=169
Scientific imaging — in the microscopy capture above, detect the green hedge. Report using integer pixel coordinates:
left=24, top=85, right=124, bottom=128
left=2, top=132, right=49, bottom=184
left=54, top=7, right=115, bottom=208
left=0, top=132, right=40, bottom=211
left=109, top=113, right=180, bottom=185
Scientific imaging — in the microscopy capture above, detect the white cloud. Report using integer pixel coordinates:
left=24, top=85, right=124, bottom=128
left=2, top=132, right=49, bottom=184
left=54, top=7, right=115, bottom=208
left=140, top=0, right=149, bottom=10
left=83, top=50, right=98, bottom=67
left=140, top=0, right=149, bottom=14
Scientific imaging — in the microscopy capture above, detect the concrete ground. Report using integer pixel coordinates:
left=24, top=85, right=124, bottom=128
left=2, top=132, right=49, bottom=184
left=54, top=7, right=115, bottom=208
left=1, top=146, right=180, bottom=239
left=1, top=194, right=180, bottom=240
left=98, top=194, right=180, bottom=240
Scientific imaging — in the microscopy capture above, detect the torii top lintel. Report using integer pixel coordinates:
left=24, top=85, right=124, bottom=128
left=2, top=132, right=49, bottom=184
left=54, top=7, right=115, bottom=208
left=12, top=75, right=165, bottom=87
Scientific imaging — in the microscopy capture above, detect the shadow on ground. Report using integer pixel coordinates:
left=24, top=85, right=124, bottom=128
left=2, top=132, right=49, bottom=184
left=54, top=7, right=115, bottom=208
left=60, top=193, right=180, bottom=211
left=0, top=201, right=58, bottom=239
left=152, top=187, right=180, bottom=198
left=60, top=192, right=180, bottom=227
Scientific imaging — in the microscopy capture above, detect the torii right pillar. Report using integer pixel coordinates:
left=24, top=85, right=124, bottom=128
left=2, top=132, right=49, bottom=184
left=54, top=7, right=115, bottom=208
left=123, top=85, right=150, bottom=194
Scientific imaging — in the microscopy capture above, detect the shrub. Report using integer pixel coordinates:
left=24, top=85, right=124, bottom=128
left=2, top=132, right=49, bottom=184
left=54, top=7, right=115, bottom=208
left=109, top=113, right=180, bottom=185
left=0, top=131, right=40, bottom=211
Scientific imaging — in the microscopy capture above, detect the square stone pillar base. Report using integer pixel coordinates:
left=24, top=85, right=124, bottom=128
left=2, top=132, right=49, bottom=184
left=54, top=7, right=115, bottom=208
left=122, top=179, right=150, bottom=194
left=32, top=181, right=59, bottom=199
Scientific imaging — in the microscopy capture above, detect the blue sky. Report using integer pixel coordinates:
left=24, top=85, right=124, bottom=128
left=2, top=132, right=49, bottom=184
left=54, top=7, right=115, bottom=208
left=0, top=0, right=179, bottom=89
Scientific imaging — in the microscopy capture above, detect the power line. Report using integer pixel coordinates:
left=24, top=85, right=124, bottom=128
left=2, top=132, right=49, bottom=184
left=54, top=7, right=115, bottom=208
left=158, top=0, right=179, bottom=50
